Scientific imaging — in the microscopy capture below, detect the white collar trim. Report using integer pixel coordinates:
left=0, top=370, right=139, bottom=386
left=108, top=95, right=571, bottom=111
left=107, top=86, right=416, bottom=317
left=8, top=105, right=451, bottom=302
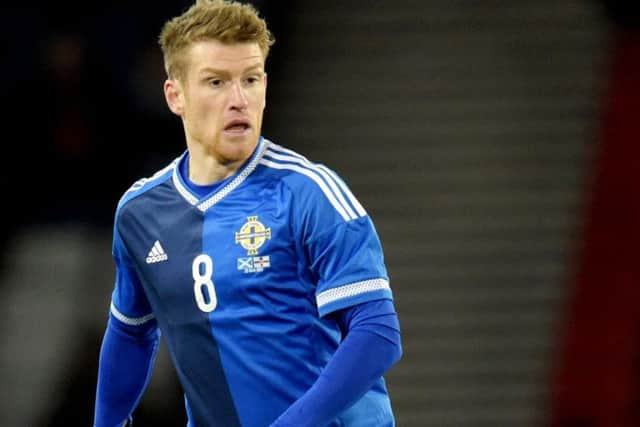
left=172, top=139, right=269, bottom=212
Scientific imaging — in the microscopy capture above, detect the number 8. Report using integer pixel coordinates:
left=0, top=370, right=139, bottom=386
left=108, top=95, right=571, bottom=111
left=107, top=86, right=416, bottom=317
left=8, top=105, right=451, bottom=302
left=192, top=254, right=217, bottom=312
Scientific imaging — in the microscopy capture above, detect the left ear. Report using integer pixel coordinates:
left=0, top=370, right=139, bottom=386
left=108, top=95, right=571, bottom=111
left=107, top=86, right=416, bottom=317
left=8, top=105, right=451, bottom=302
left=164, top=78, right=184, bottom=116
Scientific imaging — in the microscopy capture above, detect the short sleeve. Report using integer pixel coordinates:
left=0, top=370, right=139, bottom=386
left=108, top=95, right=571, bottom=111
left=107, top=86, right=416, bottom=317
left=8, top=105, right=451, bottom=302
left=307, top=217, right=392, bottom=317
left=291, top=166, right=393, bottom=317
left=109, top=225, right=156, bottom=327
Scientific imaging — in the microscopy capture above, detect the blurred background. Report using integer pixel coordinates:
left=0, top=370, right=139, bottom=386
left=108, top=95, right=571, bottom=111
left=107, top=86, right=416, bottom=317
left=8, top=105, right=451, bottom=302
left=1, top=0, right=639, bottom=426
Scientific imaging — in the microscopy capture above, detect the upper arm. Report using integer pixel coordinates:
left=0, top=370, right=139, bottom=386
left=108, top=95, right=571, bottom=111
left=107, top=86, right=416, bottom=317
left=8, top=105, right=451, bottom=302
left=110, top=224, right=157, bottom=331
left=290, top=169, right=393, bottom=317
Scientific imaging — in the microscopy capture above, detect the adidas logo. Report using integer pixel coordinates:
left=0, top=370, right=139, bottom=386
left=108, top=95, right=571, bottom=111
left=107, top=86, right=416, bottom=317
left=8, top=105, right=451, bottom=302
left=146, top=240, right=168, bottom=264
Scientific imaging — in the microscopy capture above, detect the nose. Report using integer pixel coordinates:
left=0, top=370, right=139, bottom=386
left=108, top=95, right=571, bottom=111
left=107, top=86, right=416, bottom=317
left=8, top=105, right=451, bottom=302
left=229, top=81, right=249, bottom=110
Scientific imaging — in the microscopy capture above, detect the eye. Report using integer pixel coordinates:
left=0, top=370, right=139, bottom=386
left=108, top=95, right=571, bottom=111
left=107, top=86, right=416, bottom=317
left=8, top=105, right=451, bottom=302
left=209, top=78, right=224, bottom=88
left=245, top=74, right=263, bottom=85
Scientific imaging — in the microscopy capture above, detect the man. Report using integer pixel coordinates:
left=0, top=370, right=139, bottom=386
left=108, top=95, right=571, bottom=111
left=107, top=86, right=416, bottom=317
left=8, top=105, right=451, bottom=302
left=93, top=1, right=402, bottom=426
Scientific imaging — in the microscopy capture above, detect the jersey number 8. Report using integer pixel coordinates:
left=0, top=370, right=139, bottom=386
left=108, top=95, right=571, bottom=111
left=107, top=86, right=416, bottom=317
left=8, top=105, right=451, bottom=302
left=192, top=254, right=217, bottom=312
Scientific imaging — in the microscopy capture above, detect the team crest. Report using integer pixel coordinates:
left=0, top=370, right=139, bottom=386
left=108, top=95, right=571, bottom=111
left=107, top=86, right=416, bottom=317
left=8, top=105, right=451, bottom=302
left=235, top=216, right=271, bottom=273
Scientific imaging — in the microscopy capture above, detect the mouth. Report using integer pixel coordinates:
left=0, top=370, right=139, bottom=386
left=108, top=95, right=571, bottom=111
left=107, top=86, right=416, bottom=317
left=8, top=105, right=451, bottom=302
left=223, top=119, right=251, bottom=135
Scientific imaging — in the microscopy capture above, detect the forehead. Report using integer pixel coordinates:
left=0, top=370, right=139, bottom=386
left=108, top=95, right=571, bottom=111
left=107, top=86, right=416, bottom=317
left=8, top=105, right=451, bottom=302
left=185, top=39, right=264, bottom=74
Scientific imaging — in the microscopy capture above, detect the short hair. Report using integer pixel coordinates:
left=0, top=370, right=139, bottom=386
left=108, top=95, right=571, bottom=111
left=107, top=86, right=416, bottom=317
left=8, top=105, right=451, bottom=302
left=159, top=0, right=275, bottom=81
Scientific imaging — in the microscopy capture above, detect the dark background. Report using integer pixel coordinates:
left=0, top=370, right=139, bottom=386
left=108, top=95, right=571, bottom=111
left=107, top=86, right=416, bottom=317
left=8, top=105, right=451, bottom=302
left=1, top=1, right=639, bottom=426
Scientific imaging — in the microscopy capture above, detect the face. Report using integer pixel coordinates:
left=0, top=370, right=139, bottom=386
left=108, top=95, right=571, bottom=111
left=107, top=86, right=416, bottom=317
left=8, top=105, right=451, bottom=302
left=164, top=40, right=267, bottom=165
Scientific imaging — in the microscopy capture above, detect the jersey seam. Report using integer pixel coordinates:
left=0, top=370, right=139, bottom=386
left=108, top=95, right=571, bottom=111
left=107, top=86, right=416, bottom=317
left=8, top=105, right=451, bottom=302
left=305, top=216, right=371, bottom=258
left=117, top=159, right=178, bottom=212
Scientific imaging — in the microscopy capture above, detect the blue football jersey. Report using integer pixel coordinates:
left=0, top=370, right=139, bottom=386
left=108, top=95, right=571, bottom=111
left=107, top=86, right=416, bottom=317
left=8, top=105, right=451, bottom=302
left=109, top=137, right=395, bottom=427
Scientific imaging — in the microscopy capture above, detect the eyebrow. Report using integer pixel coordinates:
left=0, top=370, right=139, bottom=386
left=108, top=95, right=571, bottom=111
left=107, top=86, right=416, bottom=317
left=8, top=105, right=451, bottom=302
left=198, top=64, right=264, bottom=77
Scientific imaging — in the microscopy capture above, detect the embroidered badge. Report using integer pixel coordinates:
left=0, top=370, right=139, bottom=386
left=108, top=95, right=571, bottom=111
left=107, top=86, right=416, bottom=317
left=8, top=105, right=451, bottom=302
left=235, top=216, right=272, bottom=273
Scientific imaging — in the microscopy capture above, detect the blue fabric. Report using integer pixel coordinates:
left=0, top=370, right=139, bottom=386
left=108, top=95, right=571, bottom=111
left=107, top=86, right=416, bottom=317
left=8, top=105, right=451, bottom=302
left=111, top=227, right=156, bottom=323
left=270, top=299, right=402, bottom=427
left=178, top=152, right=232, bottom=198
left=105, top=138, right=398, bottom=426
left=94, top=315, right=159, bottom=427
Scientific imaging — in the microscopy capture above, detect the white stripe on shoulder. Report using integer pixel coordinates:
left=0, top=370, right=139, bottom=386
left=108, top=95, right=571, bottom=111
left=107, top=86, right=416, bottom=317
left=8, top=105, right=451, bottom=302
left=125, top=158, right=180, bottom=195
left=259, top=158, right=351, bottom=221
left=110, top=302, right=155, bottom=326
left=264, top=149, right=358, bottom=220
left=315, top=164, right=367, bottom=217
left=267, top=144, right=367, bottom=217
left=316, top=278, right=390, bottom=309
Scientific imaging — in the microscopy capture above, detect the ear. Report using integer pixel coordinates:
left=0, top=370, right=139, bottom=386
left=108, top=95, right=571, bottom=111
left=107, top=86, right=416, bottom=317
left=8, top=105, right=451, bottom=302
left=164, top=78, right=184, bottom=116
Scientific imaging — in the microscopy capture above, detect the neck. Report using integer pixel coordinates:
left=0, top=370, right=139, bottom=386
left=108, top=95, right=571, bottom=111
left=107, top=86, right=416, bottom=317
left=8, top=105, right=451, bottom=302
left=186, top=140, right=257, bottom=185
left=187, top=152, right=242, bottom=185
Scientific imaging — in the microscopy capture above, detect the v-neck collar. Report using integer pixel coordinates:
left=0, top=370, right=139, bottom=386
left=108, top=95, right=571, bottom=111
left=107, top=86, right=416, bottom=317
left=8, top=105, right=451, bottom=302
left=172, top=137, right=268, bottom=212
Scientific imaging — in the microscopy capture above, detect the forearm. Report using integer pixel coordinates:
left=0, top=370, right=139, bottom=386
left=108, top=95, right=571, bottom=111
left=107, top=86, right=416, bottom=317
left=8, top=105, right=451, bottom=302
left=271, top=300, right=402, bottom=427
left=94, top=316, right=159, bottom=427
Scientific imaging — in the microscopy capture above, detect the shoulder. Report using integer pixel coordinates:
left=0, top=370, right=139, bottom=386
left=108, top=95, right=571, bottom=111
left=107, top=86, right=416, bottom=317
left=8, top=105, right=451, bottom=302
left=259, top=140, right=339, bottom=191
left=116, top=155, right=181, bottom=214
left=259, top=140, right=367, bottom=222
